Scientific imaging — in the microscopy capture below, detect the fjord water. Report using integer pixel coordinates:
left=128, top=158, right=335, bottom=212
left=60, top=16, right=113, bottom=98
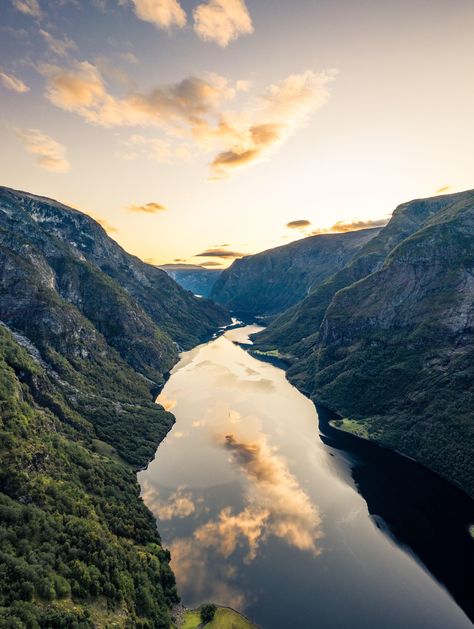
left=138, top=326, right=473, bottom=629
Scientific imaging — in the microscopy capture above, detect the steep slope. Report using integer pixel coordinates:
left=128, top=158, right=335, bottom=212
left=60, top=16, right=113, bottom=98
left=160, top=264, right=223, bottom=297
left=255, top=189, right=474, bottom=353
left=0, top=323, right=178, bottom=627
left=0, top=187, right=229, bottom=353
left=210, top=228, right=380, bottom=315
left=0, top=187, right=229, bottom=625
left=255, top=189, right=474, bottom=496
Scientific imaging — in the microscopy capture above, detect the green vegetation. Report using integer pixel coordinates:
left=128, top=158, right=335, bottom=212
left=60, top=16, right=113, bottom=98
left=330, top=418, right=370, bottom=439
left=181, top=607, right=257, bottom=629
left=253, top=189, right=474, bottom=497
left=211, top=228, right=378, bottom=315
left=0, top=324, right=179, bottom=627
left=200, top=604, right=217, bottom=624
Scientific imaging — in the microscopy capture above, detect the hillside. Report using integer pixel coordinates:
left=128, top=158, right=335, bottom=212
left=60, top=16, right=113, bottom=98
left=210, top=228, right=380, bottom=315
left=0, top=187, right=229, bottom=355
left=0, top=187, right=229, bottom=626
left=254, top=190, right=474, bottom=497
left=160, top=264, right=223, bottom=298
left=255, top=191, right=473, bottom=353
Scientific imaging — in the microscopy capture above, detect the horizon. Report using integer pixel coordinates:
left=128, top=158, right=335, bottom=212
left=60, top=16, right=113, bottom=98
left=1, top=0, right=473, bottom=268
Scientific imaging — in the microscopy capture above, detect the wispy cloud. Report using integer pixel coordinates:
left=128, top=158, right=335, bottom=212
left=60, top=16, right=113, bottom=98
left=312, top=218, right=388, bottom=234
left=12, top=0, right=41, bottom=17
left=40, top=62, right=335, bottom=176
left=436, top=185, right=451, bottom=194
left=40, top=29, right=77, bottom=57
left=95, top=217, right=118, bottom=233
left=195, top=248, right=246, bottom=259
left=129, top=0, right=186, bottom=29
left=286, top=219, right=311, bottom=229
left=17, top=128, right=70, bottom=173
left=210, top=70, right=337, bottom=178
left=127, top=201, right=167, bottom=213
left=0, top=71, right=29, bottom=93
left=193, top=0, right=253, bottom=47
left=201, top=260, right=223, bottom=267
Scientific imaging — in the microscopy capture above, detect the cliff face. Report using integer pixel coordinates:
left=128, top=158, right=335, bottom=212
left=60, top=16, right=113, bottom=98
left=254, top=189, right=474, bottom=496
left=210, top=228, right=380, bottom=315
left=255, top=191, right=473, bottom=353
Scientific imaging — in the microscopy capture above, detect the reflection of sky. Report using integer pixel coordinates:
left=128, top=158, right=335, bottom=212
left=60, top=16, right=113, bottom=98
left=139, top=327, right=473, bottom=628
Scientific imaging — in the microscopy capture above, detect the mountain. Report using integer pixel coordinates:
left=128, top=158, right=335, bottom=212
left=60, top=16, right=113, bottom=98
left=160, top=264, right=223, bottom=297
left=0, top=187, right=229, bottom=626
left=210, top=228, right=381, bottom=316
left=254, top=190, right=474, bottom=497
left=0, top=187, right=229, bottom=358
left=255, top=191, right=471, bottom=353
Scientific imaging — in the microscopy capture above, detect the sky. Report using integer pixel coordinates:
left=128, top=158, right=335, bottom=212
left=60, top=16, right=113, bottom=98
left=1, top=0, right=473, bottom=267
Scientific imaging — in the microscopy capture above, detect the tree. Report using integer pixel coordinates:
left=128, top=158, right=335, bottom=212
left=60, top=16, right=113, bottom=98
left=200, top=604, right=217, bottom=624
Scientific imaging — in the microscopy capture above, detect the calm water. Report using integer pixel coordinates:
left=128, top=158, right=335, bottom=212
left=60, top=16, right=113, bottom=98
left=138, top=326, right=474, bottom=629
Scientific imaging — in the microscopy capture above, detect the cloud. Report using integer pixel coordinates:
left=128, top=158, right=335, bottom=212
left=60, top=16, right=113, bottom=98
left=141, top=481, right=196, bottom=521
left=287, top=219, right=311, bottom=229
left=436, top=185, right=451, bottom=194
left=95, top=217, right=118, bottom=233
left=0, top=71, right=29, bottom=93
left=210, top=70, right=336, bottom=178
left=194, top=433, right=323, bottom=562
left=193, top=0, right=253, bottom=47
left=127, top=201, right=167, bottom=213
left=195, top=248, right=246, bottom=259
left=41, top=62, right=335, bottom=176
left=312, top=218, right=388, bottom=235
left=17, top=128, right=70, bottom=173
left=41, top=62, right=237, bottom=129
left=121, top=133, right=192, bottom=162
left=200, top=260, right=223, bottom=267
left=129, top=0, right=186, bottom=29
left=12, top=0, right=41, bottom=17
left=40, top=30, right=77, bottom=57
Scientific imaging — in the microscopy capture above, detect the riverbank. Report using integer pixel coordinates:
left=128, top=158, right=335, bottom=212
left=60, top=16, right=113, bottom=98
left=179, top=606, right=259, bottom=628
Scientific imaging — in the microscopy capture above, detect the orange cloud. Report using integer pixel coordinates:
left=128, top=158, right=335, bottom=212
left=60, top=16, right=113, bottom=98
left=312, top=218, right=388, bottom=235
left=195, top=248, right=246, bottom=259
left=193, top=433, right=323, bottom=562
left=287, top=219, right=311, bottom=229
left=130, top=0, right=186, bottom=29
left=436, top=185, right=451, bottom=194
left=193, top=0, right=253, bottom=47
left=0, top=71, right=29, bottom=93
left=127, top=201, right=167, bottom=213
left=12, top=0, right=41, bottom=17
left=17, top=128, right=70, bottom=173
left=95, top=217, right=118, bottom=233
left=41, top=62, right=335, bottom=177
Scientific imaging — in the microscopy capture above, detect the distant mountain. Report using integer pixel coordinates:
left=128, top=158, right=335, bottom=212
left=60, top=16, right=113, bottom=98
left=160, top=263, right=223, bottom=297
left=254, top=190, right=474, bottom=497
left=0, top=186, right=229, bottom=626
left=210, top=228, right=380, bottom=315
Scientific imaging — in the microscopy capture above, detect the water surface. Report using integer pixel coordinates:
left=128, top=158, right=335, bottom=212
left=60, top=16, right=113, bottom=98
left=139, top=326, right=473, bottom=629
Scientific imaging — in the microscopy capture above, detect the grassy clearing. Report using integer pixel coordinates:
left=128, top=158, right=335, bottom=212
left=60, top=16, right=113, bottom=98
left=252, top=348, right=282, bottom=358
left=181, top=607, right=257, bottom=629
left=330, top=418, right=370, bottom=439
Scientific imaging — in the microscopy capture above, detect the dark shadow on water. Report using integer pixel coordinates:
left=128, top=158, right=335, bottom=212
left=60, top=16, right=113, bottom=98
left=316, top=405, right=474, bottom=623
